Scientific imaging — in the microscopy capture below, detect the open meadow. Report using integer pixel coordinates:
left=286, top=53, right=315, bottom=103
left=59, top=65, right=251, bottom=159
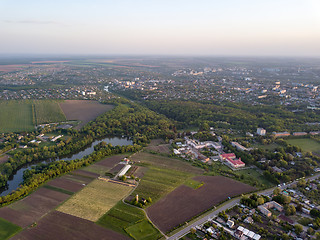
left=0, top=100, right=34, bottom=133
left=57, top=179, right=133, bottom=221
left=286, top=138, right=320, bottom=153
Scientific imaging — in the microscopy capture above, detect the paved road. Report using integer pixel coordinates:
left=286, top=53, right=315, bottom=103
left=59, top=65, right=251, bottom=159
left=167, top=173, right=320, bottom=240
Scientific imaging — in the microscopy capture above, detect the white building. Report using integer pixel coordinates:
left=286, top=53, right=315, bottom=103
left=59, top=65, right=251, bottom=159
left=257, top=128, right=266, bottom=136
left=118, top=164, right=131, bottom=177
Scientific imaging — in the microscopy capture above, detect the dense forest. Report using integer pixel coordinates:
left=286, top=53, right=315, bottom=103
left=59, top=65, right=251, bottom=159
left=143, top=100, right=320, bottom=133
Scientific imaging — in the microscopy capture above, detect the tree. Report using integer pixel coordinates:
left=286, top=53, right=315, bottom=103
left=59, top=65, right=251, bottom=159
left=311, top=208, right=320, bottom=218
left=120, top=175, right=127, bottom=181
left=190, top=228, right=196, bottom=234
left=273, top=187, right=281, bottom=196
left=257, top=197, right=265, bottom=205
left=285, top=205, right=296, bottom=216
left=307, top=227, right=315, bottom=235
left=281, top=233, right=290, bottom=240
left=294, top=224, right=303, bottom=235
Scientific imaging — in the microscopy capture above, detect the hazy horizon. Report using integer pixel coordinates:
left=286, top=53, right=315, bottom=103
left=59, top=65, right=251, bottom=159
left=1, top=0, right=320, bottom=57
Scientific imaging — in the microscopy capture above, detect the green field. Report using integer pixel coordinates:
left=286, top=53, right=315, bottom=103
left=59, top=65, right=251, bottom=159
left=57, top=179, right=133, bottom=221
left=0, top=217, right=21, bottom=239
left=33, top=100, right=66, bottom=125
left=286, top=138, right=320, bottom=153
left=129, top=166, right=193, bottom=204
left=0, top=100, right=34, bottom=133
left=125, top=220, right=162, bottom=240
left=97, top=202, right=161, bottom=240
left=0, top=100, right=67, bottom=133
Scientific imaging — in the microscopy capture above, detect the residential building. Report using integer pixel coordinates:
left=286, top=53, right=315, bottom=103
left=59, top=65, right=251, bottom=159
left=231, top=142, right=249, bottom=151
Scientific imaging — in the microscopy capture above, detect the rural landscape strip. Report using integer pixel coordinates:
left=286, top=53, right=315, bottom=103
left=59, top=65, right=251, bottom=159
left=0, top=85, right=320, bottom=240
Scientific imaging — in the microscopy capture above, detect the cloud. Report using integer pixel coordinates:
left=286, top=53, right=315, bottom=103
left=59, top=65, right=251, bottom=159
left=3, top=20, right=63, bottom=25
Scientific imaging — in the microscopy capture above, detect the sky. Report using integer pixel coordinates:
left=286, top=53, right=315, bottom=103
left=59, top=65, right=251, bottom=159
left=0, top=0, right=320, bottom=56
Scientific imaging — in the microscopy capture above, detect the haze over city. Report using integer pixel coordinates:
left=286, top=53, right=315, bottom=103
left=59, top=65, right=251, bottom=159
left=1, top=0, right=320, bottom=56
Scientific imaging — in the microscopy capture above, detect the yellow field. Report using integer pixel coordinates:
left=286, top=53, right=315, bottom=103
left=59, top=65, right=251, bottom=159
left=57, top=179, right=132, bottom=221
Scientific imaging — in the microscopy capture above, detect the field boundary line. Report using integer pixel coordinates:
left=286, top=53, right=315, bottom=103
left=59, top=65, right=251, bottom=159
left=57, top=100, right=67, bottom=121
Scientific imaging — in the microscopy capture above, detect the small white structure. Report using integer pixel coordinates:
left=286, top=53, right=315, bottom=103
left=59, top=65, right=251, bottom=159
left=257, top=128, right=266, bottom=136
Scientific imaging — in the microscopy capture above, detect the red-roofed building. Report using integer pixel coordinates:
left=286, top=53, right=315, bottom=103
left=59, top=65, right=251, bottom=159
left=220, top=153, right=245, bottom=169
left=220, top=153, right=236, bottom=160
left=225, top=157, right=245, bottom=168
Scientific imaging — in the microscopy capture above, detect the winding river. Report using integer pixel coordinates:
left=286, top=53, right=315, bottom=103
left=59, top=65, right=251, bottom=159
left=0, top=136, right=132, bottom=196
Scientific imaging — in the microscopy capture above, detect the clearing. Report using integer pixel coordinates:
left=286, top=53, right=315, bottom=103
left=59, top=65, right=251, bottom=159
left=144, top=139, right=172, bottom=155
left=57, top=179, right=133, bottom=221
left=286, top=138, right=320, bottom=153
left=59, top=100, right=114, bottom=129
